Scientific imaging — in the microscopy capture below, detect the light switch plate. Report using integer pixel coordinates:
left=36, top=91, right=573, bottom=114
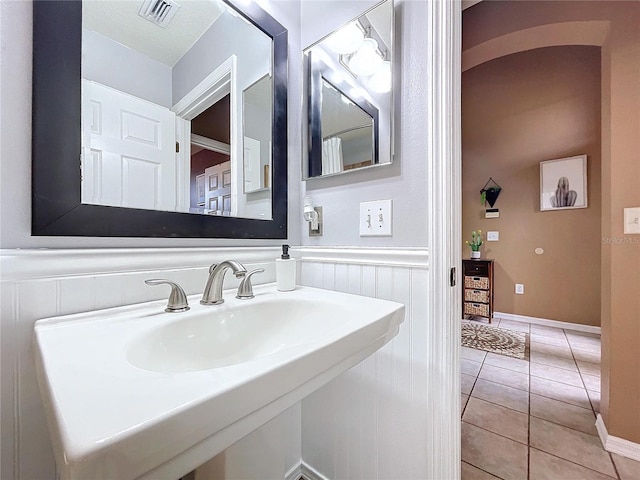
left=624, top=207, right=640, bottom=234
left=515, top=284, right=524, bottom=295
left=487, top=231, right=499, bottom=241
left=359, top=200, right=392, bottom=236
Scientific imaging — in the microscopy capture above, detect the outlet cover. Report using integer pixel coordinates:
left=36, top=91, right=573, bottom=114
left=624, top=207, right=640, bottom=234
left=515, top=284, right=524, bottom=295
left=487, top=231, right=499, bottom=241
left=359, top=200, right=392, bottom=236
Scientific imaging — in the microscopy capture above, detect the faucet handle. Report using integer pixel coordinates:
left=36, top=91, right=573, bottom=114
left=145, top=279, right=190, bottom=313
left=236, top=269, right=265, bottom=300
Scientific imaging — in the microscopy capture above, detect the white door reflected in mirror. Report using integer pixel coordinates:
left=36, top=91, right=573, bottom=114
left=243, top=74, right=273, bottom=194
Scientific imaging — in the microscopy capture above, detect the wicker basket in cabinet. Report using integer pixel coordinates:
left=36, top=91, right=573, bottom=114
left=462, top=259, right=494, bottom=323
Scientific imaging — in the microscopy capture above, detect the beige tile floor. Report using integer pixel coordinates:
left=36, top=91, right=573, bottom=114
left=461, top=318, right=640, bottom=480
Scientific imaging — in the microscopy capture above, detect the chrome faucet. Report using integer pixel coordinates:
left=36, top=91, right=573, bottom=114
left=201, top=260, right=247, bottom=305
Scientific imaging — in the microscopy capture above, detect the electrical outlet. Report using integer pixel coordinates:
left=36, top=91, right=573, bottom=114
left=624, top=207, right=640, bottom=234
left=515, top=284, right=524, bottom=295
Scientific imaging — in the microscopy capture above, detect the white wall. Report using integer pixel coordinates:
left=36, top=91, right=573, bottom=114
left=301, top=0, right=429, bottom=247
left=0, top=0, right=301, bottom=249
left=172, top=11, right=271, bottom=104
left=298, top=248, right=431, bottom=479
left=82, top=29, right=173, bottom=108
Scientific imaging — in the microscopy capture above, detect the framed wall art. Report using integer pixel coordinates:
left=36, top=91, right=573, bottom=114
left=196, top=174, right=205, bottom=206
left=540, top=155, right=587, bottom=211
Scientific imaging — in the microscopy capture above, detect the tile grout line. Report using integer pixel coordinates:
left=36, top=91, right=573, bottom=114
left=462, top=461, right=508, bottom=480
left=462, top=320, right=618, bottom=479
left=529, top=447, right=619, bottom=480
left=564, top=327, right=620, bottom=480
left=466, top=366, right=600, bottom=434
left=460, top=350, right=487, bottom=418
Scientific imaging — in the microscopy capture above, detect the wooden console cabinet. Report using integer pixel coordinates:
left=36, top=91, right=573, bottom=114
left=462, top=259, right=494, bottom=323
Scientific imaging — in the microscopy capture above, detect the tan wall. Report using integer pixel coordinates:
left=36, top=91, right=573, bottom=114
left=463, top=0, right=640, bottom=445
left=462, top=46, right=601, bottom=326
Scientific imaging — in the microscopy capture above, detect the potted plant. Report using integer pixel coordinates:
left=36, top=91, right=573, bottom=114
left=466, top=230, right=483, bottom=259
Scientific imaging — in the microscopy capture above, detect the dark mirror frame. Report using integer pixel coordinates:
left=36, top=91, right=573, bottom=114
left=307, top=52, right=379, bottom=178
left=32, top=0, right=288, bottom=238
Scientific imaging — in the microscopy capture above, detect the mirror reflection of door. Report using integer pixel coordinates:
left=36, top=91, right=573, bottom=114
left=189, top=96, right=231, bottom=215
left=81, top=80, right=177, bottom=210
left=242, top=74, right=272, bottom=193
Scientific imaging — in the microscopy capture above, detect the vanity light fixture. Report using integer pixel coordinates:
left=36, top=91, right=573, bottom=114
left=303, top=196, right=318, bottom=225
left=324, top=22, right=365, bottom=55
left=304, top=196, right=322, bottom=235
left=348, top=38, right=383, bottom=76
left=369, top=60, right=391, bottom=93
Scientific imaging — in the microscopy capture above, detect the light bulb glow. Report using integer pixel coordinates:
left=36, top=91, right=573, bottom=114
left=324, top=22, right=364, bottom=55
left=348, top=38, right=383, bottom=76
left=369, top=60, right=391, bottom=93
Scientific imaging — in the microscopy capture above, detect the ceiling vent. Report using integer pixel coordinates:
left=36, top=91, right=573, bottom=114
left=138, top=0, right=181, bottom=28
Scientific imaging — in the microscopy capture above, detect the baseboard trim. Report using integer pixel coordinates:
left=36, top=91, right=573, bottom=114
left=494, top=311, right=601, bottom=335
left=596, top=414, right=640, bottom=462
left=300, top=462, right=330, bottom=480
left=285, top=462, right=302, bottom=480
left=284, top=461, right=329, bottom=480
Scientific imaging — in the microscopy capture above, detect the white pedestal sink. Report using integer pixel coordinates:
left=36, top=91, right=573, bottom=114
left=34, top=284, right=404, bottom=480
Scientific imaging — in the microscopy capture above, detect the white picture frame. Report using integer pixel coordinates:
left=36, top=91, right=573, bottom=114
left=196, top=174, right=205, bottom=206
left=540, top=155, right=587, bottom=211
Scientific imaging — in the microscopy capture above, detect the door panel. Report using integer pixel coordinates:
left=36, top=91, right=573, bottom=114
left=82, top=80, right=176, bottom=211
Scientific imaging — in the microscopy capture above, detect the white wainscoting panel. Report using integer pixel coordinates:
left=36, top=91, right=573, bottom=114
left=296, top=247, right=457, bottom=480
left=0, top=247, right=300, bottom=480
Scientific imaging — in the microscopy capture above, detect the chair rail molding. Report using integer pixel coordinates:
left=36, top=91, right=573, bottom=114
left=294, top=246, right=429, bottom=268
left=0, top=247, right=281, bottom=281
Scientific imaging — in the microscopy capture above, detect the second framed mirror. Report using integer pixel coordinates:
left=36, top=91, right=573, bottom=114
left=303, top=0, right=393, bottom=179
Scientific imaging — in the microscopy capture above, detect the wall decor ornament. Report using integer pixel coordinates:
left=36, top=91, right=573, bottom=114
left=480, top=178, right=501, bottom=208
left=540, top=155, right=588, bottom=211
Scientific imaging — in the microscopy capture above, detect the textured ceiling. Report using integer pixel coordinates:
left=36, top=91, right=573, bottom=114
left=83, top=0, right=226, bottom=67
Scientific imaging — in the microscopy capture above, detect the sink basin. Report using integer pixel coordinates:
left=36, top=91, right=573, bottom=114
left=34, top=284, right=404, bottom=480
left=127, top=298, right=345, bottom=373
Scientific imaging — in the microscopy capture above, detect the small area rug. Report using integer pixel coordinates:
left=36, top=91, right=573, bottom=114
left=461, top=322, right=529, bottom=360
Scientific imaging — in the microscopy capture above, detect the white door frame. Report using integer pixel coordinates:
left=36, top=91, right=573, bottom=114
left=173, top=55, right=240, bottom=214
left=425, top=1, right=462, bottom=479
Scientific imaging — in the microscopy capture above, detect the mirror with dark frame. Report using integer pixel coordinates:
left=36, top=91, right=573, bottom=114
left=32, top=0, right=288, bottom=238
left=303, top=0, right=393, bottom=179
